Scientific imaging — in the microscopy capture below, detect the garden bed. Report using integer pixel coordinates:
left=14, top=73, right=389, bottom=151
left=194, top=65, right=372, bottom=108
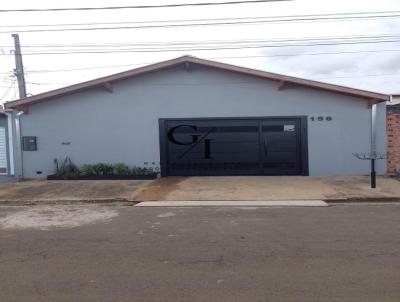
left=47, top=173, right=158, bottom=180
left=49, top=158, right=159, bottom=180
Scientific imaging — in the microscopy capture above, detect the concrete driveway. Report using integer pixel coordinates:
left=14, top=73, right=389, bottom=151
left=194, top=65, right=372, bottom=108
left=0, top=176, right=400, bottom=204
left=135, top=176, right=400, bottom=201
left=0, top=204, right=399, bottom=301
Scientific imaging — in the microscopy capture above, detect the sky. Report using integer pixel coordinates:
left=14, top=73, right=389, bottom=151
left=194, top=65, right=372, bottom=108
left=1, top=0, right=400, bottom=104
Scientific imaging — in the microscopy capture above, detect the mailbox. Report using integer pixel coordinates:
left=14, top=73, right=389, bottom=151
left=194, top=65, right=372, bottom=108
left=22, top=136, right=37, bottom=151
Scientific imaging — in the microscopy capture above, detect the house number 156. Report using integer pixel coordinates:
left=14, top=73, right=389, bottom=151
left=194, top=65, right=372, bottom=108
left=310, top=116, right=332, bottom=121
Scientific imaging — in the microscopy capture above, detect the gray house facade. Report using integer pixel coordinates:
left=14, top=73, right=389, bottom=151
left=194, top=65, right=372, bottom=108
left=5, top=56, right=389, bottom=179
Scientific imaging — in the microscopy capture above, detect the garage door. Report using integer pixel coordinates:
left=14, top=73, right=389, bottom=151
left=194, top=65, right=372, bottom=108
left=159, top=117, right=308, bottom=176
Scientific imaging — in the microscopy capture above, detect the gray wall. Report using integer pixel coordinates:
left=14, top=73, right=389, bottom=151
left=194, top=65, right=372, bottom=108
left=19, top=64, right=387, bottom=178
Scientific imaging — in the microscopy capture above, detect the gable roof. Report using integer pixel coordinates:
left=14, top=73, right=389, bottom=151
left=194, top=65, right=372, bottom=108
left=4, top=55, right=389, bottom=111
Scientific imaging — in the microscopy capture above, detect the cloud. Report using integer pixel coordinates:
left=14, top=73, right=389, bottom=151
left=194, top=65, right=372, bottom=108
left=1, top=0, right=400, bottom=101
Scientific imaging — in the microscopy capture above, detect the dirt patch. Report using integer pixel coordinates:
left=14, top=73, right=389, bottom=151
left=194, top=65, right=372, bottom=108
left=0, top=180, right=150, bottom=202
left=133, top=177, right=187, bottom=201
left=0, top=206, right=119, bottom=230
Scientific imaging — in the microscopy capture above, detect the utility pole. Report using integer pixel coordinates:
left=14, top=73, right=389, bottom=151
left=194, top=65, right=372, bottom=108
left=12, top=34, right=27, bottom=99
left=11, top=33, right=27, bottom=180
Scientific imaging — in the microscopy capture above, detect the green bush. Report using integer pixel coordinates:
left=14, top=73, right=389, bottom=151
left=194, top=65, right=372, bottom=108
left=54, top=157, right=79, bottom=180
left=79, top=164, right=96, bottom=176
left=53, top=159, right=157, bottom=178
left=112, top=163, right=130, bottom=175
left=131, top=166, right=154, bottom=175
left=91, top=163, right=113, bottom=175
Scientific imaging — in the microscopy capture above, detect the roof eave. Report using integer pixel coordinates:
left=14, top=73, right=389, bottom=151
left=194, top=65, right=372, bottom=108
left=4, top=55, right=390, bottom=111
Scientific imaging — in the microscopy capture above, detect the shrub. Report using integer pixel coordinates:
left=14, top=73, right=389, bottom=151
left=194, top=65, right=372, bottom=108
left=52, top=159, right=157, bottom=178
left=79, top=164, right=96, bottom=177
left=131, top=166, right=154, bottom=175
left=91, top=163, right=113, bottom=175
left=54, top=157, right=79, bottom=180
left=112, top=163, right=130, bottom=175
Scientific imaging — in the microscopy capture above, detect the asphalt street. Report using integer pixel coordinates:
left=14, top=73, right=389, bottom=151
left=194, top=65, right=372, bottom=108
left=0, top=204, right=399, bottom=302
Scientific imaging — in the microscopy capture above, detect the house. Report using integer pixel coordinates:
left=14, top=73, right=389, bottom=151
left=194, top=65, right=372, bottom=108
left=0, top=108, right=14, bottom=178
left=4, top=56, right=389, bottom=179
left=387, top=102, right=400, bottom=174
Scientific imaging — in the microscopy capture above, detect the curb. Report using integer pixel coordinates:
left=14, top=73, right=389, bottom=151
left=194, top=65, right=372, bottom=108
left=134, top=200, right=328, bottom=207
left=0, top=198, right=138, bottom=206
left=1, top=198, right=400, bottom=206
left=325, top=197, right=400, bottom=204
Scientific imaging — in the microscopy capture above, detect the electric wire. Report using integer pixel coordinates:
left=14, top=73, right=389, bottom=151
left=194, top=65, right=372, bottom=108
left=1, top=34, right=399, bottom=49
left=0, top=10, right=399, bottom=30
left=3, top=39, right=400, bottom=55
left=0, top=1, right=289, bottom=13
left=1, top=14, right=400, bottom=33
left=0, top=47, right=399, bottom=75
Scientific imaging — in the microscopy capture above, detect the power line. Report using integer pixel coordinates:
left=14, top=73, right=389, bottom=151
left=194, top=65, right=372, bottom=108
left=0, top=34, right=399, bottom=56
left=15, top=48, right=400, bottom=74
left=1, top=34, right=399, bottom=49
left=3, top=39, right=400, bottom=55
left=2, top=14, right=400, bottom=34
left=2, top=41, right=400, bottom=76
left=0, top=0, right=288, bottom=13
left=1, top=10, right=399, bottom=30
left=0, top=80, right=16, bottom=98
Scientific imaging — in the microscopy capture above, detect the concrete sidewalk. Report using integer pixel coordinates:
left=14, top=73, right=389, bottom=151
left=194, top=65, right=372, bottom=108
left=134, top=176, right=400, bottom=202
left=0, top=176, right=399, bottom=204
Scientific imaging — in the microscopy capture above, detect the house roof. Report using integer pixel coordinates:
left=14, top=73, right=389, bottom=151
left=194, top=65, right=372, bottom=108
left=388, top=103, right=400, bottom=113
left=4, top=55, right=390, bottom=112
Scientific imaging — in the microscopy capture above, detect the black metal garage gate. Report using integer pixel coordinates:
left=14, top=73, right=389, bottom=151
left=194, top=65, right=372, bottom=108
left=159, top=117, right=308, bottom=176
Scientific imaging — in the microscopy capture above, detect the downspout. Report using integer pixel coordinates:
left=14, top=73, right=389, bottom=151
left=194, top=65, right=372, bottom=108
left=14, top=111, right=24, bottom=180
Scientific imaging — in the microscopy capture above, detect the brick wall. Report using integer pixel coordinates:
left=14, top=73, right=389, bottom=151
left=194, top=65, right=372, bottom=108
left=387, top=104, right=400, bottom=174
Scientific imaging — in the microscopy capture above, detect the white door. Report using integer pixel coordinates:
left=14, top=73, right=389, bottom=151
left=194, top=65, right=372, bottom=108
left=0, top=127, right=8, bottom=174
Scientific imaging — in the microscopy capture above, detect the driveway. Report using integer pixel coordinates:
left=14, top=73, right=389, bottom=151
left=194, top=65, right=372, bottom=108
left=0, top=204, right=399, bottom=302
left=135, top=176, right=400, bottom=201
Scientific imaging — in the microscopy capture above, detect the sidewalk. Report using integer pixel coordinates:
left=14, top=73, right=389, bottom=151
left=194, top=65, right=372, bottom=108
left=0, top=176, right=399, bottom=205
left=134, top=176, right=400, bottom=202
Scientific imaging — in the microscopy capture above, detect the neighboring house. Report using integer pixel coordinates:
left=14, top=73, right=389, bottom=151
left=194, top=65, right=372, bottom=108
left=0, top=109, right=14, bottom=177
left=4, top=56, right=389, bottom=179
left=387, top=102, right=400, bottom=174
left=391, top=95, right=400, bottom=104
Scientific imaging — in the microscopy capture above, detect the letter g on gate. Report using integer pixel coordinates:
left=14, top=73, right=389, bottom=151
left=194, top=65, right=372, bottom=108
left=167, top=124, right=213, bottom=159
left=167, top=125, right=200, bottom=145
